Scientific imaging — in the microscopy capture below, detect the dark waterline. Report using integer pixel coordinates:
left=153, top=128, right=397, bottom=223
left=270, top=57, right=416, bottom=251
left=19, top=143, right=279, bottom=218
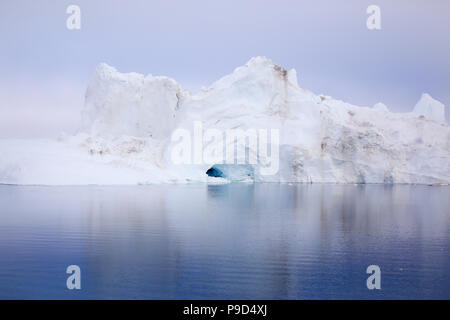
left=0, top=184, right=449, bottom=299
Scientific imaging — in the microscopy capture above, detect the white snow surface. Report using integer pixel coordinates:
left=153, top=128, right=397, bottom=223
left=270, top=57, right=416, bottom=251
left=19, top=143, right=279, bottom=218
left=1, top=57, right=449, bottom=185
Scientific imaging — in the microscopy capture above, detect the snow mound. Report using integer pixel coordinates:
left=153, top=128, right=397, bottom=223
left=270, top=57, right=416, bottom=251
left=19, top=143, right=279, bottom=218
left=1, top=57, right=449, bottom=185
left=373, top=102, right=389, bottom=112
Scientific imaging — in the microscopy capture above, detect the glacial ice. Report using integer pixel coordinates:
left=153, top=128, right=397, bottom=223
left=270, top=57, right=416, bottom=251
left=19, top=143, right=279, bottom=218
left=413, top=93, right=446, bottom=123
left=0, top=57, right=449, bottom=185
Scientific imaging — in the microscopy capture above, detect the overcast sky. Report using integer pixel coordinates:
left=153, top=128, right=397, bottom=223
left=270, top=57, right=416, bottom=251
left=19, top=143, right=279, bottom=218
left=0, top=0, right=449, bottom=138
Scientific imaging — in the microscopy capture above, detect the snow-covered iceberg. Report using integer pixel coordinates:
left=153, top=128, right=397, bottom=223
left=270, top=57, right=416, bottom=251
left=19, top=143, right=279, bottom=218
left=1, top=57, right=449, bottom=185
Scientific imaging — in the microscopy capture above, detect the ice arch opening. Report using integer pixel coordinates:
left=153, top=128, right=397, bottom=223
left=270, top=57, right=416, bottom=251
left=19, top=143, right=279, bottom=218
left=206, top=166, right=225, bottom=178
left=205, top=164, right=254, bottom=181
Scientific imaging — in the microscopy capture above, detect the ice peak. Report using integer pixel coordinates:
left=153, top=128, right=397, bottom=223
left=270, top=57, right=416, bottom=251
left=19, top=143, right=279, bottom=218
left=245, top=56, right=276, bottom=67
left=241, top=56, right=298, bottom=87
left=95, top=62, right=117, bottom=76
left=244, top=56, right=288, bottom=75
left=413, top=93, right=446, bottom=123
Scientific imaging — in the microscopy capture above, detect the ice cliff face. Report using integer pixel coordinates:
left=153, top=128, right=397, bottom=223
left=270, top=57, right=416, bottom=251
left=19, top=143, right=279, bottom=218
left=0, top=57, right=449, bottom=185
left=82, top=63, right=187, bottom=139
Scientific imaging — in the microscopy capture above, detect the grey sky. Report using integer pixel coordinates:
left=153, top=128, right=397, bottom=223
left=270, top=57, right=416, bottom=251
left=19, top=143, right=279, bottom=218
left=1, top=0, right=449, bottom=138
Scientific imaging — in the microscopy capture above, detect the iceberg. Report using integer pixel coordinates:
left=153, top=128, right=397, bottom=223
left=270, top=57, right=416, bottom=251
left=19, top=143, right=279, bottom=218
left=1, top=57, right=449, bottom=185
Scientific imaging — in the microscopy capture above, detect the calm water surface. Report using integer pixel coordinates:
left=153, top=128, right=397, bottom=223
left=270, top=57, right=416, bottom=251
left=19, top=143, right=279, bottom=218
left=0, top=184, right=449, bottom=299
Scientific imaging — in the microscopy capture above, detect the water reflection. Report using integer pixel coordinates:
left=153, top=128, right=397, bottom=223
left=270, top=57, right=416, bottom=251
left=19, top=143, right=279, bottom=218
left=0, top=184, right=449, bottom=299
